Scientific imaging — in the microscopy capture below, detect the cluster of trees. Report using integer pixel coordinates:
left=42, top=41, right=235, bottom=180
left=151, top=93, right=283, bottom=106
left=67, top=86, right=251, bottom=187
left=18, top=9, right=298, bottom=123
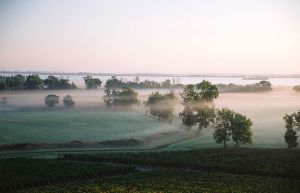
left=104, top=87, right=139, bottom=106
left=104, top=76, right=183, bottom=89
left=217, top=81, right=272, bottom=93
left=214, top=108, right=253, bottom=147
left=0, top=74, right=76, bottom=90
left=145, top=91, right=176, bottom=122
left=283, top=111, right=300, bottom=148
left=179, top=81, right=219, bottom=130
left=44, top=94, right=75, bottom=108
left=83, top=76, right=102, bottom=89
left=178, top=80, right=253, bottom=147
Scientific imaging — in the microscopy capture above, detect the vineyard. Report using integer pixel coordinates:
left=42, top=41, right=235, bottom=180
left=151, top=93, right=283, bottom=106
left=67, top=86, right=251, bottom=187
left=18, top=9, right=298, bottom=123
left=63, top=148, right=300, bottom=178
left=23, top=171, right=300, bottom=193
left=1, top=148, right=300, bottom=192
left=0, top=158, right=134, bottom=192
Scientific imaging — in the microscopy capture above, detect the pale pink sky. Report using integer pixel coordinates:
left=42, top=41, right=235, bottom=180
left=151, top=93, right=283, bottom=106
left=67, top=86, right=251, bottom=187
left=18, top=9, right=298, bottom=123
left=0, top=0, right=300, bottom=74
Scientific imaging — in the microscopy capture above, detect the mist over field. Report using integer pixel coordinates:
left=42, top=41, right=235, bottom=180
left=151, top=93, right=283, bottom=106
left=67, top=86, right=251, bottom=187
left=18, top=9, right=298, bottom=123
left=1, top=86, right=299, bottom=150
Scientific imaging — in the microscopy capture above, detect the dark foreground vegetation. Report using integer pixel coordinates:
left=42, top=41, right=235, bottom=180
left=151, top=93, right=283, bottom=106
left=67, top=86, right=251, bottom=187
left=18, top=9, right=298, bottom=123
left=0, top=148, right=299, bottom=193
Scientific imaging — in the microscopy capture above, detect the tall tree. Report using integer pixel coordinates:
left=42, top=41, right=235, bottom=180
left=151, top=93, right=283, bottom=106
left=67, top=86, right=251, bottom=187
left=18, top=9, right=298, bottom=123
left=283, top=112, right=300, bottom=148
left=180, top=80, right=219, bottom=130
left=231, top=113, right=253, bottom=146
left=213, top=108, right=234, bottom=148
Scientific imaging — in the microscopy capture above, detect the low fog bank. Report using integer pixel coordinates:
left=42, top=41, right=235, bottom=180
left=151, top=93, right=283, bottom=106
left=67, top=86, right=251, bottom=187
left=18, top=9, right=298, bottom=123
left=0, top=86, right=299, bottom=149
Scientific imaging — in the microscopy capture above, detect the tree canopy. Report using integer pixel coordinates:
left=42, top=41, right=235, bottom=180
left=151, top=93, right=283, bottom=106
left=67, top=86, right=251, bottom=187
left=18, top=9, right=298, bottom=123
left=63, top=95, right=75, bottom=108
left=83, top=76, right=102, bottom=89
left=104, top=87, right=139, bottom=106
left=283, top=111, right=300, bottom=148
left=213, top=108, right=253, bottom=147
left=44, top=94, right=59, bottom=107
left=180, top=80, right=219, bottom=130
left=146, top=91, right=176, bottom=122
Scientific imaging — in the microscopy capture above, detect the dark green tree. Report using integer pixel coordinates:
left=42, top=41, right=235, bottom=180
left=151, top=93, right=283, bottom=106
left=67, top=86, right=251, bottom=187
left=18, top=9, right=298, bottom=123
left=25, top=75, right=43, bottom=89
left=63, top=95, right=75, bottom=108
left=44, top=94, right=59, bottom=107
left=213, top=108, right=234, bottom=148
left=231, top=113, right=253, bottom=146
left=104, top=87, right=139, bottom=106
left=146, top=91, right=176, bottom=122
left=180, top=80, right=219, bottom=130
left=283, top=112, right=300, bottom=148
left=5, top=74, right=25, bottom=90
left=83, top=76, right=102, bottom=89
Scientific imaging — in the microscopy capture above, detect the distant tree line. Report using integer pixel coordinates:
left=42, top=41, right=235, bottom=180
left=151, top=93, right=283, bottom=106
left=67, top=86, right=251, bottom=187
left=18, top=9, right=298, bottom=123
left=104, top=76, right=184, bottom=89
left=0, top=74, right=76, bottom=90
left=217, top=81, right=272, bottom=93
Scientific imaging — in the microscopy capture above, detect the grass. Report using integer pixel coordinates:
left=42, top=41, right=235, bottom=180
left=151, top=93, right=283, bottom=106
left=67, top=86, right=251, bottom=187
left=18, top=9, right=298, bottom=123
left=0, top=110, right=175, bottom=144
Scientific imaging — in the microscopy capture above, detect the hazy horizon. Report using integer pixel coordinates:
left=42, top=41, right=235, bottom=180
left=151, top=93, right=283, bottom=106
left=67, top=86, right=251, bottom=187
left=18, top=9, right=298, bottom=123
left=1, top=0, right=300, bottom=74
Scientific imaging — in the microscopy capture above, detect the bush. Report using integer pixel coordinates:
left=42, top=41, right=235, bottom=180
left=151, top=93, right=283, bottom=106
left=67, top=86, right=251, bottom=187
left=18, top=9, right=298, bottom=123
left=63, top=95, right=75, bottom=108
left=44, top=94, right=59, bottom=107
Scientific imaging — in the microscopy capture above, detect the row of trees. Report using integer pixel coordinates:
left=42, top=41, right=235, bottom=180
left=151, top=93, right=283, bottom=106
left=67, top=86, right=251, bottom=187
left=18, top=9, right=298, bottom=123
left=44, top=94, right=75, bottom=107
left=0, top=75, right=76, bottom=90
left=217, top=81, right=272, bottom=93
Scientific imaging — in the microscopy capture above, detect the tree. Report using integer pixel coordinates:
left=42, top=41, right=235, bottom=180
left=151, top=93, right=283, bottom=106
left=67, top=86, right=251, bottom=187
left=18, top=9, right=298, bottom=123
left=25, top=75, right=43, bottom=89
left=104, top=87, right=139, bottom=106
left=284, top=128, right=298, bottom=149
left=231, top=113, right=253, bottom=146
left=213, top=108, right=234, bottom=148
left=180, top=80, right=219, bottom=130
left=63, top=95, right=75, bottom=108
left=5, top=74, right=26, bottom=90
left=44, top=76, right=76, bottom=89
left=213, top=109, right=253, bottom=148
left=44, top=94, right=59, bottom=107
left=283, top=112, right=300, bottom=148
left=146, top=91, right=176, bottom=122
left=83, top=76, right=102, bottom=89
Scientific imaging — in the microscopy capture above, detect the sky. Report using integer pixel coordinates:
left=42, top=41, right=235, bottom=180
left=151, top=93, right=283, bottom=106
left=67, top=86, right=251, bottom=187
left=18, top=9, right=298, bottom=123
left=0, top=0, right=300, bottom=74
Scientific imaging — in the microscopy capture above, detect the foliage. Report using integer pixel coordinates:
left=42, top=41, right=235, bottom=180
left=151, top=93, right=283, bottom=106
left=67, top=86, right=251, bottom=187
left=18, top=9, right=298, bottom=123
left=104, top=76, right=183, bottom=89
left=283, top=111, right=300, bottom=148
left=25, top=75, right=43, bottom=89
left=180, top=80, right=219, bottom=130
left=214, top=108, right=253, bottom=147
left=83, top=76, right=102, bottom=89
left=146, top=91, right=176, bottom=122
left=44, top=76, right=76, bottom=90
left=104, top=87, right=139, bottom=106
left=63, top=95, right=75, bottom=108
left=217, top=81, right=272, bottom=93
left=44, top=94, right=59, bottom=107
left=0, top=158, right=134, bottom=192
left=231, top=113, right=253, bottom=146
left=4, top=74, right=26, bottom=90
left=213, top=108, right=234, bottom=147
left=63, top=148, right=300, bottom=178
left=23, top=171, right=300, bottom=193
